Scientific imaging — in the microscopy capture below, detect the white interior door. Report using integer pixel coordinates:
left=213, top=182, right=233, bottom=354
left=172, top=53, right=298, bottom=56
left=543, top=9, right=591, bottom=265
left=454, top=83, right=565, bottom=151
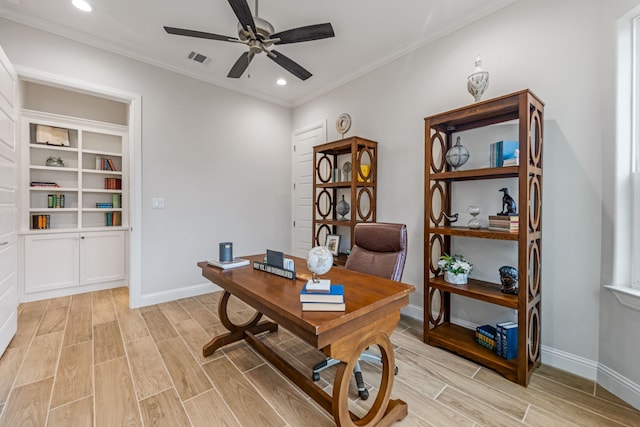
left=0, top=45, right=18, bottom=356
left=292, top=122, right=325, bottom=258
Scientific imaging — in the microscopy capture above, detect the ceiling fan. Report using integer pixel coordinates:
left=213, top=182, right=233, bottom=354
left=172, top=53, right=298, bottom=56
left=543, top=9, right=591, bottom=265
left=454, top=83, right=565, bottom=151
left=164, top=0, right=335, bottom=81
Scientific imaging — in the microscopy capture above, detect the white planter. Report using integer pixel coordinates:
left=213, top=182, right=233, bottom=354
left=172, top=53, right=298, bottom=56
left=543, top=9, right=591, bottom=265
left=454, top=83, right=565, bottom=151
left=445, top=271, right=468, bottom=285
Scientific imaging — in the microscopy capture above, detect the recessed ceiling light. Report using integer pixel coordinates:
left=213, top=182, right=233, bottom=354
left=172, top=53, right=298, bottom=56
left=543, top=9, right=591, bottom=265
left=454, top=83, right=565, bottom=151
left=276, top=78, right=287, bottom=86
left=72, top=0, right=92, bottom=12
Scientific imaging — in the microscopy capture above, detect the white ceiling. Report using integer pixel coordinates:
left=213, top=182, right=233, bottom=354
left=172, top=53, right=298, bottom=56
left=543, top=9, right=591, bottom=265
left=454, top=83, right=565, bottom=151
left=0, top=0, right=516, bottom=107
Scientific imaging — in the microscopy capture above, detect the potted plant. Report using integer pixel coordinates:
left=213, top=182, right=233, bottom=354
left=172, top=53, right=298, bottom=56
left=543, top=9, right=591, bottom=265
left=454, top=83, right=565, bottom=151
left=438, top=253, right=472, bottom=285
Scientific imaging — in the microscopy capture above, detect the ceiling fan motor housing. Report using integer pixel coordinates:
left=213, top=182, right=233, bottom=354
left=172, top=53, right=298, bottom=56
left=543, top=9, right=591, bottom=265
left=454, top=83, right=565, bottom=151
left=237, top=17, right=275, bottom=46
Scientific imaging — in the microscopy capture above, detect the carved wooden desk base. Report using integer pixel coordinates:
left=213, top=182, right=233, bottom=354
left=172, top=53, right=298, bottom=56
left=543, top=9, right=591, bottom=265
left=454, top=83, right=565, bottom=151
left=203, top=291, right=408, bottom=427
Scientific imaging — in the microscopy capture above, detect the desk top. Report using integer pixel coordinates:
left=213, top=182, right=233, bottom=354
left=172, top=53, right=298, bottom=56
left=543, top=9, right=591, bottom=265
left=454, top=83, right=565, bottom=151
left=198, top=254, right=415, bottom=349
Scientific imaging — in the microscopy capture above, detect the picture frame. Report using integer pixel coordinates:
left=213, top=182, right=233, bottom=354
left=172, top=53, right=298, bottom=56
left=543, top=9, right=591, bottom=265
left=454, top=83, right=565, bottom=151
left=325, top=234, right=341, bottom=256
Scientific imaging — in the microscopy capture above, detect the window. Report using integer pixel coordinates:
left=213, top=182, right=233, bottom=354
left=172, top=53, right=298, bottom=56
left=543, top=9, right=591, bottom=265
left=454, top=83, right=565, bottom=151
left=606, top=5, right=640, bottom=309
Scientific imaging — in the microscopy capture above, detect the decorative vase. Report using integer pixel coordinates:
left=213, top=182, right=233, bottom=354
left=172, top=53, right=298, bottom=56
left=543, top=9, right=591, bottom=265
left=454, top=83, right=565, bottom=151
left=445, top=271, right=468, bottom=285
left=336, top=194, right=350, bottom=220
left=445, top=136, right=469, bottom=170
left=358, top=164, right=371, bottom=182
left=467, top=55, right=490, bottom=102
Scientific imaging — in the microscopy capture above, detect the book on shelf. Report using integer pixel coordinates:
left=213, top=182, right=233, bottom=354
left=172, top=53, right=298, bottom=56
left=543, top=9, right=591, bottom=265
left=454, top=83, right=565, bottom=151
left=47, top=194, right=65, bottom=208
left=31, top=214, right=50, bottom=229
left=475, top=324, right=496, bottom=351
left=104, top=177, right=122, bottom=190
left=488, top=215, right=518, bottom=222
left=207, top=258, right=250, bottom=269
left=496, top=321, right=518, bottom=359
left=495, top=321, right=513, bottom=357
left=301, top=302, right=346, bottom=312
left=31, top=181, right=59, bottom=188
left=112, top=193, right=121, bottom=208
left=488, top=215, right=519, bottom=232
left=104, top=211, right=122, bottom=226
left=489, top=140, right=519, bottom=168
left=95, top=157, right=117, bottom=172
left=96, top=203, right=113, bottom=208
left=300, top=284, right=344, bottom=303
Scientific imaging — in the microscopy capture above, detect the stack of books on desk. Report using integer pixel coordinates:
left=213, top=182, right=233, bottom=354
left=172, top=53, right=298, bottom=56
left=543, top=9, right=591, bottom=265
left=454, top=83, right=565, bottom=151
left=300, top=284, right=345, bottom=311
left=488, top=215, right=519, bottom=232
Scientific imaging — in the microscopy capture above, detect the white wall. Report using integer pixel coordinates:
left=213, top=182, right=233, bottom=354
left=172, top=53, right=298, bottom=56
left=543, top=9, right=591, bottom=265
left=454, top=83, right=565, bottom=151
left=0, top=18, right=293, bottom=301
left=294, top=0, right=605, bottom=372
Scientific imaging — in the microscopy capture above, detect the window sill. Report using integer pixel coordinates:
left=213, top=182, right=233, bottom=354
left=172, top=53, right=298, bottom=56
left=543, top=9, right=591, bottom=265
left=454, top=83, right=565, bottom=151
left=604, top=285, right=640, bottom=312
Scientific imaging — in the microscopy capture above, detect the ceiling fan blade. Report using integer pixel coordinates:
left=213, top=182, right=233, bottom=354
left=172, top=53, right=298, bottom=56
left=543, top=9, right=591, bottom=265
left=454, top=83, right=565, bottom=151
left=227, top=51, right=255, bottom=78
left=164, top=26, right=238, bottom=42
left=228, top=0, right=256, bottom=33
left=272, top=23, right=335, bottom=45
left=268, top=50, right=312, bottom=81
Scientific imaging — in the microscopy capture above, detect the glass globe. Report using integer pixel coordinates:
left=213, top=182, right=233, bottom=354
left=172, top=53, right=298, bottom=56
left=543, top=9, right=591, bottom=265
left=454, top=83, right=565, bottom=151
left=445, top=136, right=469, bottom=169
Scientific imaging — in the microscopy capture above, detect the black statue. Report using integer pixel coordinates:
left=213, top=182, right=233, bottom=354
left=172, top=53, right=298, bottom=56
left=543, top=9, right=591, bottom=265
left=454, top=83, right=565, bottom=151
left=499, top=266, right=518, bottom=295
left=498, top=187, right=517, bottom=216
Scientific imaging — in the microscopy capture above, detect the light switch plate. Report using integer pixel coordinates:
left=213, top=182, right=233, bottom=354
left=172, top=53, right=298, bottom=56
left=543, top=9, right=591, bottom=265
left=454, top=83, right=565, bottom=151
left=152, top=197, right=165, bottom=209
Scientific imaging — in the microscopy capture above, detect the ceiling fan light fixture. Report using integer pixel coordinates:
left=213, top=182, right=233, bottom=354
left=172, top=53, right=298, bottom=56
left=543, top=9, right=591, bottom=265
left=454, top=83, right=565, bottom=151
left=72, top=0, right=92, bottom=12
left=276, top=78, right=286, bottom=86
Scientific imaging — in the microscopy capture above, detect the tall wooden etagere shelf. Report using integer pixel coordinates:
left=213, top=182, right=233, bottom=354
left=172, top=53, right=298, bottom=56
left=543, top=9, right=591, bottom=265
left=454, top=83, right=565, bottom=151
left=312, top=137, right=377, bottom=263
left=423, top=90, right=544, bottom=386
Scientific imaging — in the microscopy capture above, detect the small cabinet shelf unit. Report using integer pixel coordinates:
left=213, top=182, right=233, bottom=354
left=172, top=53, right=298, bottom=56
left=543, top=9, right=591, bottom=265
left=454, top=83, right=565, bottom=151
left=312, top=136, right=377, bottom=263
left=423, top=90, right=544, bottom=386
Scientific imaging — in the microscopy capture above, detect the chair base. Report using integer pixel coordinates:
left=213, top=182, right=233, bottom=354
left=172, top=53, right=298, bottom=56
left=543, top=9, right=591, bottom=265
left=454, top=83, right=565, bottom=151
left=312, top=352, right=398, bottom=401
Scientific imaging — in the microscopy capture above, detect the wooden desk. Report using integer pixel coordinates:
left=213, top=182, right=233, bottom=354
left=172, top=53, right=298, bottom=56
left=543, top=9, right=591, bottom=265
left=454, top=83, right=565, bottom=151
left=198, top=254, right=415, bottom=427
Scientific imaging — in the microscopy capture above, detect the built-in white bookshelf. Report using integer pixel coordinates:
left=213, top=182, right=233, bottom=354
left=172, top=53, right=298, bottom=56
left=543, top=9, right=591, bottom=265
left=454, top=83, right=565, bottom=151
left=20, top=109, right=128, bottom=296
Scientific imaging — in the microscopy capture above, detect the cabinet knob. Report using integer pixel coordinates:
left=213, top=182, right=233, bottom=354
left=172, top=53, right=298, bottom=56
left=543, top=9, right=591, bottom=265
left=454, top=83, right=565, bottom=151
left=81, top=236, right=85, bottom=239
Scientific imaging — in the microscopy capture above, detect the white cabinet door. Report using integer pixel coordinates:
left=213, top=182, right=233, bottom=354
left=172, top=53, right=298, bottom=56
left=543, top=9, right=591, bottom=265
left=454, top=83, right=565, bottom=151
left=24, top=233, right=79, bottom=293
left=80, top=230, right=125, bottom=285
left=0, top=44, right=18, bottom=355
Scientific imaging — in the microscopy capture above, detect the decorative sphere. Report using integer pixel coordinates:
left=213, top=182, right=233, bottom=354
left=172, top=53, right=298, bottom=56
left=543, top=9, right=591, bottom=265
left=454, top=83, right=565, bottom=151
left=307, top=246, right=334, bottom=276
left=445, top=136, right=470, bottom=169
left=336, top=195, right=350, bottom=220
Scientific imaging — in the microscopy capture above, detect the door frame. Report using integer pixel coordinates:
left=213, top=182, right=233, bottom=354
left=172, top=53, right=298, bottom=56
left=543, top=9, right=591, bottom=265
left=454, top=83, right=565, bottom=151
left=15, top=65, right=142, bottom=308
left=291, top=120, right=326, bottom=256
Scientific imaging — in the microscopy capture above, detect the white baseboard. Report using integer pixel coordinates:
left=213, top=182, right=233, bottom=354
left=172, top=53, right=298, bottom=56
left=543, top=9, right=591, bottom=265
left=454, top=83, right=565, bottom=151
left=598, top=363, right=640, bottom=410
left=134, top=282, right=222, bottom=308
left=540, top=344, right=598, bottom=380
left=401, top=303, right=423, bottom=321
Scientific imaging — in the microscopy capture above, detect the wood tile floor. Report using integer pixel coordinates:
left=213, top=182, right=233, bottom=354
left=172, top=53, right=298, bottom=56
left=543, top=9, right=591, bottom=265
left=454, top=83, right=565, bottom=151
left=0, top=287, right=639, bottom=426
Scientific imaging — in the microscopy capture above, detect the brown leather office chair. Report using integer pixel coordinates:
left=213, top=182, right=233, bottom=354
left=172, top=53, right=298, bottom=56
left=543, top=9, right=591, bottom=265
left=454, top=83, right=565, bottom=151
left=311, top=222, right=408, bottom=400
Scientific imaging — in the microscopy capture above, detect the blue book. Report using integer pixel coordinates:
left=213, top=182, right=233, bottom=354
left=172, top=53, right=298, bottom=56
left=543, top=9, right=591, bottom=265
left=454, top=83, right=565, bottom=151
left=497, top=140, right=519, bottom=166
left=502, top=323, right=518, bottom=359
left=496, top=321, right=514, bottom=356
left=490, top=141, right=519, bottom=167
left=300, top=284, right=344, bottom=303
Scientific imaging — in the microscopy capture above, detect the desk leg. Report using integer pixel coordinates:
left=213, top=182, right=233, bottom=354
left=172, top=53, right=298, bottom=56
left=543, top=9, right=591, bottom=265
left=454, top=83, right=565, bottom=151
left=331, top=330, right=407, bottom=427
left=202, top=291, right=278, bottom=357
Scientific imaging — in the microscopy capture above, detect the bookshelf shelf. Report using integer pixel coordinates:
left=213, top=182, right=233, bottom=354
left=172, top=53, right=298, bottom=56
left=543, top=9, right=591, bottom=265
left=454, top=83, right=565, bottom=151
left=312, top=137, right=377, bottom=264
left=424, top=90, right=544, bottom=386
left=82, top=169, right=123, bottom=176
